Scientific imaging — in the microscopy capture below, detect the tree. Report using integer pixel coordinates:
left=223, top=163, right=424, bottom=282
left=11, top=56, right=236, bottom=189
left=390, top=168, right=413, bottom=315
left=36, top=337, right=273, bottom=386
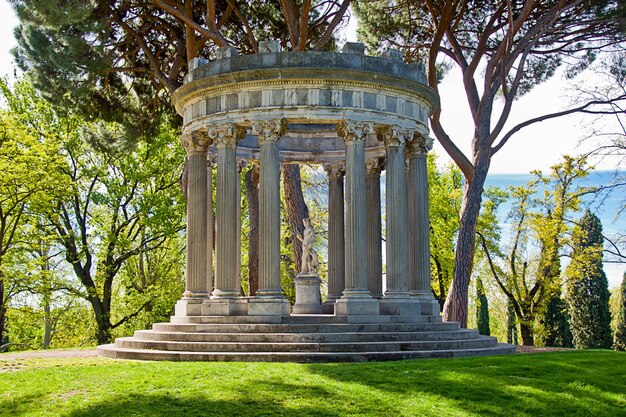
left=11, top=0, right=351, bottom=287
left=0, top=79, right=67, bottom=346
left=428, top=157, right=462, bottom=306
left=475, top=277, right=490, bottom=336
left=566, top=210, right=613, bottom=349
left=3, top=79, right=187, bottom=344
left=479, top=156, right=590, bottom=345
left=356, top=0, right=626, bottom=326
left=615, top=272, right=626, bottom=351
left=535, top=291, right=573, bottom=348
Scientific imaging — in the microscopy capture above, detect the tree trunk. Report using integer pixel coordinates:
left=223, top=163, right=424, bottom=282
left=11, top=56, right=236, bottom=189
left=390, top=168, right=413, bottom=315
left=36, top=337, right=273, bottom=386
left=520, top=322, right=535, bottom=346
left=507, top=300, right=518, bottom=345
left=0, top=278, right=5, bottom=345
left=43, top=300, right=52, bottom=349
left=282, top=164, right=310, bottom=271
left=84, top=290, right=112, bottom=345
left=244, top=165, right=260, bottom=295
left=442, top=158, right=490, bottom=327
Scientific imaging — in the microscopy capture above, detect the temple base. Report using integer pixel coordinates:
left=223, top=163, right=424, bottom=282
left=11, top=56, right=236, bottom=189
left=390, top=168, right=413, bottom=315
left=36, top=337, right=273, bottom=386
left=202, top=298, right=248, bottom=316
left=174, top=298, right=205, bottom=317
left=248, top=298, right=290, bottom=316
left=379, top=296, right=421, bottom=316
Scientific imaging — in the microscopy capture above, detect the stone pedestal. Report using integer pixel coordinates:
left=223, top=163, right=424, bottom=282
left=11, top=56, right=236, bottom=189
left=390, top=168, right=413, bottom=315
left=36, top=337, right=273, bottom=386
left=174, top=298, right=203, bottom=316
left=293, top=274, right=323, bottom=314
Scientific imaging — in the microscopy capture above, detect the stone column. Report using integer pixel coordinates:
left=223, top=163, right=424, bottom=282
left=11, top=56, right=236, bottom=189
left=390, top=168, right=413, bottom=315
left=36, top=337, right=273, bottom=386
left=322, top=161, right=345, bottom=314
left=205, top=123, right=247, bottom=315
left=335, top=120, right=379, bottom=316
left=206, top=153, right=217, bottom=294
left=236, top=160, right=248, bottom=294
left=248, top=119, right=290, bottom=316
left=407, top=134, right=440, bottom=316
left=175, top=131, right=210, bottom=317
left=378, top=126, right=420, bottom=316
left=365, top=158, right=383, bottom=298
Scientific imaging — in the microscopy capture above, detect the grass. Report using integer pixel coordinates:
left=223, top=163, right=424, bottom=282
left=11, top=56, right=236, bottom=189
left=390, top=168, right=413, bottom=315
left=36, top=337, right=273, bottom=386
left=0, top=351, right=625, bottom=416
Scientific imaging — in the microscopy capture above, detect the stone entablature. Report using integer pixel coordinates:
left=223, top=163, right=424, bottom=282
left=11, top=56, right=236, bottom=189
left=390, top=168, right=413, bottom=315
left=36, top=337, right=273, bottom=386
left=172, top=46, right=438, bottom=163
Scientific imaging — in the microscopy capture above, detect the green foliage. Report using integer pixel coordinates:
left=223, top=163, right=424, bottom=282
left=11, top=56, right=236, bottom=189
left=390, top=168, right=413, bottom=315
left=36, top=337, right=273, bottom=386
left=535, top=291, right=574, bottom=348
left=0, top=78, right=70, bottom=345
left=1, top=78, right=186, bottom=345
left=475, top=277, right=490, bottom=336
left=566, top=210, right=613, bottom=349
left=615, top=273, right=626, bottom=351
left=478, top=156, right=591, bottom=345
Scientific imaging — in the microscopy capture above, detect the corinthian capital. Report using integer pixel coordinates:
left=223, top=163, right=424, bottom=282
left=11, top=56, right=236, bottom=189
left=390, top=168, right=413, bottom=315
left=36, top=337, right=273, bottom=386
left=323, top=161, right=346, bottom=179
left=377, top=125, right=413, bottom=148
left=408, top=134, right=435, bottom=155
left=365, top=158, right=385, bottom=175
left=207, top=123, right=246, bottom=147
left=336, top=120, right=374, bottom=143
left=252, top=119, right=286, bottom=144
left=180, top=131, right=210, bottom=153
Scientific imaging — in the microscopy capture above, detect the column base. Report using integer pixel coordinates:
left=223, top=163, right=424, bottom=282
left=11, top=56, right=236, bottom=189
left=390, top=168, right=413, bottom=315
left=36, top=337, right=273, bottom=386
left=174, top=298, right=205, bottom=317
left=202, top=298, right=248, bottom=316
left=292, top=274, right=323, bottom=314
left=379, top=296, right=421, bottom=316
left=335, top=295, right=379, bottom=316
left=411, top=292, right=441, bottom=316
left=322, top=297, right=339, bottom=314
left=248, top=297, right=290, bottom=316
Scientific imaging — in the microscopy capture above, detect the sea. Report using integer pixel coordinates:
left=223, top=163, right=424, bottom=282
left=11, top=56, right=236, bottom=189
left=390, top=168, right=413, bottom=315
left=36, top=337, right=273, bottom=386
left=485, top=170, right=625, bottom=289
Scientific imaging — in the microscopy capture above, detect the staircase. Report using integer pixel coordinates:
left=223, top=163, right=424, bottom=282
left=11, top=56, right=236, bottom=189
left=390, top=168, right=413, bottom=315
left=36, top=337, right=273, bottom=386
left=97, top=314, right=515, bottom=362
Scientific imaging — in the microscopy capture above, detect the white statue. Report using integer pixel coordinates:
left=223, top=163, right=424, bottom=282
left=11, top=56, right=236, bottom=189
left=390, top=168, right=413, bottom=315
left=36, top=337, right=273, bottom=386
left=297, top=218, right=319, bottom=274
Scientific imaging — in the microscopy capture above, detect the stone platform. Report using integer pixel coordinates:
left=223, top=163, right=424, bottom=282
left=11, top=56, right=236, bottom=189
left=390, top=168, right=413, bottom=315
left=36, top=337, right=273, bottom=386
left=97, top=314, right=515, bottom=362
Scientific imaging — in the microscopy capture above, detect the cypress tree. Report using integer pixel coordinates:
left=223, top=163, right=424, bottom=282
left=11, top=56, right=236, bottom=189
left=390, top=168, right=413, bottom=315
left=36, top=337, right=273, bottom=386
left=476, top=277, right=490, bottom=336
left=536, top=291, right=573, bottom=347
left=566, top=210, right=613, bottom=349
left=615, top=272, right=626, bottom=351
left=506, top=301, right=518, bottom=345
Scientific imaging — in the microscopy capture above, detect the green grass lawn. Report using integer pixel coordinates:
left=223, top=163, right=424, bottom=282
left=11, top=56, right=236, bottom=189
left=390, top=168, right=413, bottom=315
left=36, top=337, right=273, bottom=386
left=1, top=351, right=624, bottom=417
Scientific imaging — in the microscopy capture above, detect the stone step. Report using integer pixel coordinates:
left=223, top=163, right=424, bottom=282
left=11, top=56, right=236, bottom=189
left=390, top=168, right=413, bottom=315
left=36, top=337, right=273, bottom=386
left=170, top=314, right=441, bottom=325
left=97, top=343, right=516, bottom=362
left=115, top=336, right=497, bottom=353
left=152, top=321, right=460, bottom=334
left=133, top=329, right=480, bottom=343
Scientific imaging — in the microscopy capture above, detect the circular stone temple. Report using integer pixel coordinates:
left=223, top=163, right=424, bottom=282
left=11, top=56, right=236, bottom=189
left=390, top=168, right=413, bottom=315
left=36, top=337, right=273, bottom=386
left=98, top=42, right=514, bottom=361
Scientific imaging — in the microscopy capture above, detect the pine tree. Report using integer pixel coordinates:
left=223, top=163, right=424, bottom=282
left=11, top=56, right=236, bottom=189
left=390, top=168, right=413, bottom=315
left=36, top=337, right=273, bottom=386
left=566, top=210, right=613, bottom=349
left=475, top=277, right=490, bottom=336
left=536, top=291, right=573, bottom=347
left=614, top=272, right=626, bottom=351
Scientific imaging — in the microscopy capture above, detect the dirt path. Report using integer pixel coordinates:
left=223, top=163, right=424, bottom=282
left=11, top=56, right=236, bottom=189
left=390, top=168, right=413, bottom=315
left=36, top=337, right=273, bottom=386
left=0, top=349, right=98, bottom=360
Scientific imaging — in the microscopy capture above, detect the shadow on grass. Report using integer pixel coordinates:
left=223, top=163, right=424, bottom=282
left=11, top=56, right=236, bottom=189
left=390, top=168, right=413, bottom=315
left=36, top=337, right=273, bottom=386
left=303, top=351, right=626, bottom=417
left=58, top=394, right=339, bottom=417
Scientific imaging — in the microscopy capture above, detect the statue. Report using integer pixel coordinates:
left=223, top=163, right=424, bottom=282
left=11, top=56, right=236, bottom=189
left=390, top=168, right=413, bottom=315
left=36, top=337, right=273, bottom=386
left=297, top=218, right=319, bottom=275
